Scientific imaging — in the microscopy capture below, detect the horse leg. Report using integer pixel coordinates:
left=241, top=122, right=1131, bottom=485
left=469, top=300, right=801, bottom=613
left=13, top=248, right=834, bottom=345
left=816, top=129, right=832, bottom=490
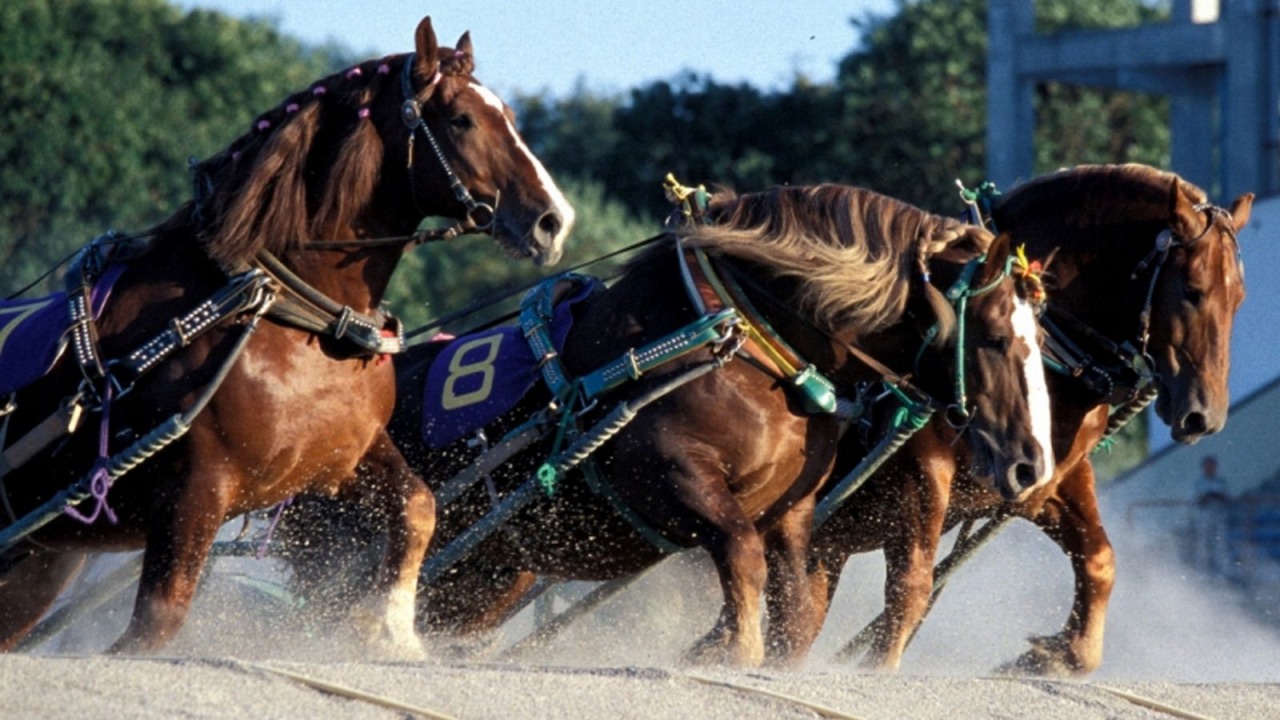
left=345, top=429, right=434, bottom=659
left=761, top=498, right=820, bottom=667
left=678, top=481, right=768, bottom=668
left=1005, top=461, right=1113, bottom=676
left=109, top=469, right=229, bottom=654
left=865, top=466, right=951, bottom=671
left=0, top=549, right=88, bottom=651
left=823, top=436, right=951, bottom=672
left=685, top=526, right=767, bottom=668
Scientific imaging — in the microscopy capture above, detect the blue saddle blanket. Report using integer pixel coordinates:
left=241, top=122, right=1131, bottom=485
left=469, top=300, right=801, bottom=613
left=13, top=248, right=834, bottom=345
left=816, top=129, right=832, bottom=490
left=421, top=278, right=600, bottom=448
left=0, top=264, right=126, bottom=396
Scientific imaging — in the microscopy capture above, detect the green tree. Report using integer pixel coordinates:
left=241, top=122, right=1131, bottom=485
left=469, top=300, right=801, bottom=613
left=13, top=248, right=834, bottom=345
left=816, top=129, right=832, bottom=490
left=0, top=0, right=343, bottom=295
left=830, top=0, right=1168, bottom=214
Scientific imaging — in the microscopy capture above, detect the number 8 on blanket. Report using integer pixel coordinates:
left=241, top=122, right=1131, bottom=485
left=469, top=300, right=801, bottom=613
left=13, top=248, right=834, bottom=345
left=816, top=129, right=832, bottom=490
left=441, top=334, right=503, bottom=410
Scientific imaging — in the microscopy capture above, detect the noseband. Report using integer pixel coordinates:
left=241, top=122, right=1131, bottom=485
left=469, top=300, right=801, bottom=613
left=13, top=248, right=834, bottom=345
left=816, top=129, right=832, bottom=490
left=399, top=56, right=496, bottom=232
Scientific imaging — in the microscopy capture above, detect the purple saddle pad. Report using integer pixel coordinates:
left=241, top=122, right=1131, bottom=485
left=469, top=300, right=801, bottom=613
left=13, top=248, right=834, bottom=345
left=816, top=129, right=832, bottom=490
left=0, top=264, right=126, bottom=396
left=421, top=278, right=598, bottom=448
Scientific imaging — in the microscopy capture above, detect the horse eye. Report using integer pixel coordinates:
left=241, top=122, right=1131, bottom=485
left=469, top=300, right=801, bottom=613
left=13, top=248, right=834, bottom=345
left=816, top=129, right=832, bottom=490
left=449, top=114, right=474, bottom=131
left=1183, top=287, right=1204, bottom=307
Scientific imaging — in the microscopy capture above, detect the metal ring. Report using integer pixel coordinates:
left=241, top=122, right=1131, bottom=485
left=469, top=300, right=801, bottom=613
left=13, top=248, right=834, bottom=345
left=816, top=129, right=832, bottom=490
left=943, top=403, right=971, bottom=429
left=467, top=201, right=496, bottom=231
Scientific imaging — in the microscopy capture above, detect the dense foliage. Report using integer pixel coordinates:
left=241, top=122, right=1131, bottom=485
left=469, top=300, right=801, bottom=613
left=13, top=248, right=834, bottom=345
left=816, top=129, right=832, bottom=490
left=0, top=0, right=342, bottom=293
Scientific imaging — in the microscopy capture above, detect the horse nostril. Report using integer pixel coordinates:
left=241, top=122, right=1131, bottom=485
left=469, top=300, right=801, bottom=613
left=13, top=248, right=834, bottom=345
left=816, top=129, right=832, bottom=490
left=1012, top=462, right=1038, bottom=492
left=537, top=211, right=563, bottom=240
left=1182, top=411, right=1209, bottom=437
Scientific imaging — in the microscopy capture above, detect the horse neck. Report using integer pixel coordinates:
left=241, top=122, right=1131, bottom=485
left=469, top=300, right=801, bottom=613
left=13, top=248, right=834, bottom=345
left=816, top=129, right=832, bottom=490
left=277, top=206, right=415, bottom=311
left=1019, top=222, right=1160, bottom=340
left=278, top=244, right=403, bottom=313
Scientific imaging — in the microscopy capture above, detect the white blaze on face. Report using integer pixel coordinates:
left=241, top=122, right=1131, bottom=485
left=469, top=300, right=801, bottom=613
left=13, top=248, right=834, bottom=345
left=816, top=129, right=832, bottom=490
left=471, top=83, right=576, bottom=246
left=1011, top=296, right=1055, bottom=487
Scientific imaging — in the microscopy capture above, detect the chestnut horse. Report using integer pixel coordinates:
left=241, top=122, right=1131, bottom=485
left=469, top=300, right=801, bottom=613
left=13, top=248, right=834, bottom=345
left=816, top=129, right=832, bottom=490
left=0, top=17, right=573, bottom=656
left=768, top=164, right=1250, bottom=674
left=306, top=184, right=1053, bottom=667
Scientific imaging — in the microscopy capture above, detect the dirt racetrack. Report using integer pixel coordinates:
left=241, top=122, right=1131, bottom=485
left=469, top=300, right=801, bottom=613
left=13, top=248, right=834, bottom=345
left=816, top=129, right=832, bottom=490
left=3, top=654, right=1276, bottom=720
left=3, top=517, right=1277, bottom=719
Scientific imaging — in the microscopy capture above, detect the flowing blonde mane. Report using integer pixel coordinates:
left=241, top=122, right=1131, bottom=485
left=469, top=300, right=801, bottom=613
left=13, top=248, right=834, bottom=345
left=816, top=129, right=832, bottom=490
left=678, top=184, right=993, bottom=337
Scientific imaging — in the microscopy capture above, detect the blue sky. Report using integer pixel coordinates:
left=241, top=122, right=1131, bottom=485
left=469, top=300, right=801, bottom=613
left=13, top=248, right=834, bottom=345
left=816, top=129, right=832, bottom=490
left=173, top=1, right=896, bottom=97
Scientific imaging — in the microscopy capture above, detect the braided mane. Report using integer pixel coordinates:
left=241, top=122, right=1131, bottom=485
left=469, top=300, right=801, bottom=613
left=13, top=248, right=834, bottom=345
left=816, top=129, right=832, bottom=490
left=678, top=184, right=993, bottom=338
left=180, top=45, right=475, bottom=269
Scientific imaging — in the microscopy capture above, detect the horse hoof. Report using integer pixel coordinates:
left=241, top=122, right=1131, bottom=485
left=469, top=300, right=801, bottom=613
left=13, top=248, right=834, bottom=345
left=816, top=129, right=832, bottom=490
left=993, top=635, right=1078, bottom=678
left=683, top=635, right=763, bottom=668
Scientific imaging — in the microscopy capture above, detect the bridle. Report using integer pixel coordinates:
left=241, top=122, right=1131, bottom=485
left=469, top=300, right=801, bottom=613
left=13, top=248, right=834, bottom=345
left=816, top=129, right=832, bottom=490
left=398, top=54, right=496, bottom=234
left=935, top=253, right=1016, bottom=429
left=1130, top=201, right=1237, bottom=363
left=304, top=53, right=497, bottom=252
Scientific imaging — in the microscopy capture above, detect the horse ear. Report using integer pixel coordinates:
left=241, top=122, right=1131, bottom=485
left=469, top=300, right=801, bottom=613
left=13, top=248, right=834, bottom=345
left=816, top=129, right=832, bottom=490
left=414, top=16, right=440, bottom=79
left=1229, top=192, right=1255, bottom=232
left=456, top=31, right=474, bottom=58
left=979, top=232, right=1013, bottom=285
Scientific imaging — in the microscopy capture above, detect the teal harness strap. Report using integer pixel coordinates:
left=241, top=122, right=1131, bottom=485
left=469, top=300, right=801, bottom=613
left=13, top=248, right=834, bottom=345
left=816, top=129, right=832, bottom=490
left=514, top=272, right=744, bottom=556
left=520, top=274, right=595, bottom=404
left=536, top=359, right=729, bottom=555
left=577, top=308, right=740, bottom=401
left=924, top=253, right=1015, bottom=425
left=813, top=384, right=935, bottom=527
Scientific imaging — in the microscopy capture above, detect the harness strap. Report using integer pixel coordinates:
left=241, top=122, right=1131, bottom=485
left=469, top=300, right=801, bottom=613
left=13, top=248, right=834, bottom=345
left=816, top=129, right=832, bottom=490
left=684, top=245, right=839, bottom=415
left=575, top=309, right=740, bottom=402
left=519, top=276, right=591, bottom=404
left=112, top=269, right=275, bottom=388
left=254, top=250, right=403, bottom=356
left=1, top=269, right=274, bottom=484
left=813, top=391, right=935, bottom=528
left=0, top=302, right=270, bottom=553
left=536, top=359, right=728, bottom=554
left=1039, top=304, right=1152, bottom=405
left=65, top=237, right=119, bottom=383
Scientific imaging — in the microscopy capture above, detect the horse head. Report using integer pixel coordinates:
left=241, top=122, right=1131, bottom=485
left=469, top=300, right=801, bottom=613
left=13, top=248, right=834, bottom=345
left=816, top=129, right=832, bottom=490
left=1148, top=182, right=1251, bottom=442
left=195, top=16, right=573, bottom=273
left=923, top=228, right=1055, bottom=500
left=690, top=184, right=1055, bottom=501
left=397, top=18, right=573, bottom=265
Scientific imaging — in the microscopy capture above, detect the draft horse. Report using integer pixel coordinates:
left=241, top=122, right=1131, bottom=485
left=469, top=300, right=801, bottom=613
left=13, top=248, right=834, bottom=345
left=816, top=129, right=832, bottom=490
left=0, top=16, right=574, bottom=656
left=769, top=164, right=1251, bottom=674
left=331, top=183, right=1054, bottom=667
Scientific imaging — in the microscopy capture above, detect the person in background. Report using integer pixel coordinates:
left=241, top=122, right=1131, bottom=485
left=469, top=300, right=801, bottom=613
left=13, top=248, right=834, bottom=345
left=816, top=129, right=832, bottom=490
left=1190, top=455, right=1232, bottom=576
